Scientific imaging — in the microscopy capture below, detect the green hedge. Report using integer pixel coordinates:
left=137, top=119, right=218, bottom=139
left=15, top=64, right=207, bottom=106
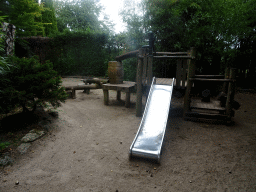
left=47, top=30, right=109, bottom=77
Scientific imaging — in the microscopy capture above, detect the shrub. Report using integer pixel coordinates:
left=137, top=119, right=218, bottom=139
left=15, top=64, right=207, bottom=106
left=0, top=56, right=67, bottom=114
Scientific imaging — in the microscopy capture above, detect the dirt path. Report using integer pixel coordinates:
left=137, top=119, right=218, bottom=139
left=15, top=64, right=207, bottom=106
left=1, top=78, right=256, bottom=192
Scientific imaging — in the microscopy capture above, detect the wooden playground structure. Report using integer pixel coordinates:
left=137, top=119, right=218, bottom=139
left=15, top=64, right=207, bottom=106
left=114, top=32, right=237, bottom=123
left=64, top=32, right=238, bottom=124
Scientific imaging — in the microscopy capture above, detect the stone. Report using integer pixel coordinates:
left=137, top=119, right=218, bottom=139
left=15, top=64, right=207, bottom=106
left=0, top=156, right=13, bottom=166
left=38, top=120, right=50, bottom=126
left=17, top=143, right=31, bottom=154
left=38, top=121, right=51, bottom=131
left=49, top=111, right=58, bottom=118
left=21, top=129, right=45, bottom=143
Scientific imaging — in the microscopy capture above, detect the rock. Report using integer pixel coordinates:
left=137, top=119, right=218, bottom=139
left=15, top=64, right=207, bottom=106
left=21, top=129, right=45, bottom=142
left=0, top=156, right=13, bottom=166
left=15, top=181, right=19, bottom=185
left=42, top=125, right=51, bottom=132
left=36, top=105, right=45, bottom=112
left=38, top=121, right=51, bottom=132
left=38, top=120, right=50, bottom=126
left=17, top=143, right=31, bottom=154
left=49, top=111, right=58, bottom=118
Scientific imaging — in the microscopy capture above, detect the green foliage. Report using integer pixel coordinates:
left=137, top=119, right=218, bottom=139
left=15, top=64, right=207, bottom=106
left=0, top=2, right=11, bottom=21
left=42, top=0, right=58, bottom=36
left=0, top=142, right=10, bottom=151
left=0, top=56, right=67, bottom=114
left=47, top=30, right=109, bottom=76
left=120, top=0, right=147, bottom=50
left=0, top=15, right=13, bottom=105
left=9, top=0, right=46, bottom=37
left=122, top=58, right=137, bottom=81
left=53, top=0, right=104, bottom=32
left=143, top=0, right=256, bottom=75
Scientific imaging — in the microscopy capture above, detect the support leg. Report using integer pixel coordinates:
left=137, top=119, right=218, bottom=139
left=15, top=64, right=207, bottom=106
left=72, top=89, right=76, bottom=99
left=103, top=89, right=109, bottom=105
left=125, top=91, right=131, bottom=108
left=117, top=90, right=121, bottom=101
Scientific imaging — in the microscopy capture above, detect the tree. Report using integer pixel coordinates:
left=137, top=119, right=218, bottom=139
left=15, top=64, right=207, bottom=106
left=143, top=0, right=255, bottom=74
left=41, top=0, right=58, bottom=36
left=0, top=15, right=14, bottom=114
left=0, top=56, right=67, bottom=114
left=8, top=0, right=46, bottom=37
left=119, top=0, right=146, bottom=51
left=53, top=0, right=103, bottom=32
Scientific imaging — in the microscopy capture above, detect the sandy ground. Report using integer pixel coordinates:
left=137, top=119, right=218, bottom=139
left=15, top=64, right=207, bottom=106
left=1, top=78, right=256, bottom=192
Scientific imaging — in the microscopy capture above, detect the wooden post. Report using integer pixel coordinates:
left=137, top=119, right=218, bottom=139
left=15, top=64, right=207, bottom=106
left=136, top=48, right=144, bottom=117
left=142, top=48, right=147, bottom=85
left=176, top=59, right=182, bottom=87
left=147, top=31, right=154, bottom=86
left=182, top=59, right=188, bottom=88
left=71, top=89, right=76, bottom=99
left=103, top=90, right=109, bottom=105
left=117, top=91, right=121, bottom=100
left=125, top=91, right=131, bottom=108
left=222, top=67, right=230, bottom=93
left=183, top=47, right=196, bottom=117
left=147, top=56, right=153, bottom=86
left=226, top=68, right=236, bottom=121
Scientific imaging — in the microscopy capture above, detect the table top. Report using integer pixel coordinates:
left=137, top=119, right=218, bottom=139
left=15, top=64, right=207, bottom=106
left=103, top=81, right=136, bottom=88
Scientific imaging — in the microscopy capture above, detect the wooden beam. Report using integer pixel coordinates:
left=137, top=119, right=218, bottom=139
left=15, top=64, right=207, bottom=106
left=189, top=78, right=235, bottom=82
left=147, top=55, right=153, bottom=87
left=155, top=52, right=188, bottom=55
left=116, top=50, right=139, bottom=61
left=184, top=47, right=196, bottom=117
left=64, top=84, right=101, bottom=91
left=182, top=59, right=187, bottom=88
left=185, top=112, right=228, bottom=120
left=154, top=56, right=193, bottom=59
left=222, top=68, right=230, bottom=93
left=136, top=48, right=143, bottom=117
left=226, top=68, right=236, bottom=119
left=194, top=75, right=225, bottom=78
left=176, top=59, right=182, bottom=87
left=142, top=49, right=148, bottom=85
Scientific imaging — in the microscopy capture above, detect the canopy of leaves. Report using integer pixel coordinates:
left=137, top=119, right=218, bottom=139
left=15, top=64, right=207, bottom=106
left=53, top=0, right=104, bottom=32
left=143, top=0, right=256, bottom=74
left=119, top=0, right=147, bottom=51
left=7, top=0, right=46, bottom=37
left=42, top=0, right=58, bottom=36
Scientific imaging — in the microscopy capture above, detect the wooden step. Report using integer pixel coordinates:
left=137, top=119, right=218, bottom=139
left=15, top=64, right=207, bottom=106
left=190, top=99, right=226, bottom=112
left=185, top=111, right=228, bottom=120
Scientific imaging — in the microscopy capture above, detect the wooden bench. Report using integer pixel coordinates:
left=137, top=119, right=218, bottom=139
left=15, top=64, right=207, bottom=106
left=102, top=81, right=136, bottom=108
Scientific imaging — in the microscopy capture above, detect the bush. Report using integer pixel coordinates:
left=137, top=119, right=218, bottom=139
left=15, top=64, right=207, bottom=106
left=47, top=30, right=109, bottom=76
left=0, top=56, right=67, bottom=114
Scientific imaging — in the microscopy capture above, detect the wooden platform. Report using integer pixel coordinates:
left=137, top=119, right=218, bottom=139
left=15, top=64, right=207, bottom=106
left=190, top=99, right=226, bottom=112
left=155, top=78, right=193, bottom=88
left=156, top=78, right=174, bottom=85
left=185, top=98, right=230, bottom=123
left=102, top=81, right=136, bottom=108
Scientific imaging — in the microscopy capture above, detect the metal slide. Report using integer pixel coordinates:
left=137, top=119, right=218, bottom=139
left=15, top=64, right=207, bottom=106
left=129, top=77, right=174, bottom=163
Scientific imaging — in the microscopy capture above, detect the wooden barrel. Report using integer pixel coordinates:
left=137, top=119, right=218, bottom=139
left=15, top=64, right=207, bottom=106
left=108, top=61, right=124, bottom=84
